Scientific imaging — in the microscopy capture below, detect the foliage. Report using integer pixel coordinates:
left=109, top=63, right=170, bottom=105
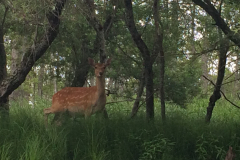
left=0, top=98, right=239, bottom=160
left=139, top=134, right=175, bottom=160
left=1, top=0, right=238, bottom=111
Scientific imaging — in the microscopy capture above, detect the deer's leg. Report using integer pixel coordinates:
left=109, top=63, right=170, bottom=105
left=52, top=113, right=68, bottom=126
left=51, top=113, right=60, bottom=125
left=43, top=108, right=52, bottom=127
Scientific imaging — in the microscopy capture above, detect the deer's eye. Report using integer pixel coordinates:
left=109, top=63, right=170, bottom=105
left=95, top=66, right=97, bottom=69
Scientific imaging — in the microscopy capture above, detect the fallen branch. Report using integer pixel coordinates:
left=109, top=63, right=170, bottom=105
left=202, top=75, right=240, bottom=109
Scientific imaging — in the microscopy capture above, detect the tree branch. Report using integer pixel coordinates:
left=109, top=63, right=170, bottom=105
left=192, top=0, right=240, bottom=48
left=0, top=0, right=66, bottom=99
left=202, top=75, right=240, bottom=109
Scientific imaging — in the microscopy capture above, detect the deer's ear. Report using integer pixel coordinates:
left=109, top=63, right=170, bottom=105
left=88, top=58, right=95, bottom=66
left=105, top=58, right=112, bottom=66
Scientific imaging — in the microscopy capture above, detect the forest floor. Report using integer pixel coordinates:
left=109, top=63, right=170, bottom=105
left=0, top=97, right=239, bottom=160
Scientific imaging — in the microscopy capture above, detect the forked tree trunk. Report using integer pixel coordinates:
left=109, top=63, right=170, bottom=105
left=0, top=0, right=66, bottom=119
left=205, top=38, right=229, bottom=123
left=71, top=1, right=114, bottom=88
left=82, top=0, right=115, bottom=118
left=124, top=0, right=155, bottom=120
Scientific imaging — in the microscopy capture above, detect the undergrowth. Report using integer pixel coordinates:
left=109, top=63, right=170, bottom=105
left=0, top=97, right=239, bottom=160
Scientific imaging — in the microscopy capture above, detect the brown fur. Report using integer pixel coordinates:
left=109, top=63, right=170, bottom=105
left=225, top=146, right=235, bottom=160
left=44, top=58, right=111, bottom=126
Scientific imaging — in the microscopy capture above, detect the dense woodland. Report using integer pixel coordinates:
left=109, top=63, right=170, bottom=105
left=0, top=0, right=240, bottom=159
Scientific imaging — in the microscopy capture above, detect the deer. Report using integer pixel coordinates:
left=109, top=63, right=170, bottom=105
left=225, top=146, right=235, bottom=160
left=43, top=58, right=111, bottom=126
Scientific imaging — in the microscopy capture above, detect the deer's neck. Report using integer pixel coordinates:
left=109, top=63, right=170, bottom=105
left=96, top=76, right=105, bottom=96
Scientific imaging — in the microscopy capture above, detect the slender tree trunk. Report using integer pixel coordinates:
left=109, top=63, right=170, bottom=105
left=234, top=51, right=239, bottom=96
left=71, top=1, right=114, bottom=88
left=82, top=0, right=115, bottom=118
left=191, top=3, right=196, bottom=54
left=32, top=81, right=36, bottom=108
left=107, top=78, right=113, bottom=89
left=71, top=38, right=91, bottom=87
left=53, top=77, right=58, bottom=94
left=38, top=64, right=44, bottom=98
left=131, top=70, right=145, bottom=118
left=205, top=37, right=229, bottom=123
left=201, top=35, right=209, bottom=94
left=124, top=0, right=155, bottom=120
left=153, top=0, right=165, bottom=121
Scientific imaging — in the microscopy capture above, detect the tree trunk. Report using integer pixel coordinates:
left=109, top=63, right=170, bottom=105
left=131, top=70, right=145, bottom=118
left=0, top=0, right=66, bottom=114
left=201, top=35, right=209, bottom=94
left=205, top=38, right=229, bottom=123
left=153, top=0, right=165, bottom=121
left=234, top=51, right=239, bottom=96
left=192, top=0, right=240, bottom=49
left=191, top=3, right=196, bottom=52
left=53, top=77, right=58, bottom=94
left=38, top=64, right=44, bottom=98
left=124, top=0, right=154, bottom=120
left=0, top=17, right=8, bottom=119
left=82, top=0, right=115, bottom=118
left=71, top=2, right=114, bottom=87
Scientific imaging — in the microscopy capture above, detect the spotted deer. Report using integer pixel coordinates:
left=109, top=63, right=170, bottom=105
left=225, top=146, right=235, bottom=160
left=44, top=58, right=111, bottom=126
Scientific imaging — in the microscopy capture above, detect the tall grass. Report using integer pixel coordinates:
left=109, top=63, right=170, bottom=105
left=0, top=97, right=240, bottom=160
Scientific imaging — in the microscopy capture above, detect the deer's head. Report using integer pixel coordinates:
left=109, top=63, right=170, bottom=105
left=88, top=58, right=111, bottom=77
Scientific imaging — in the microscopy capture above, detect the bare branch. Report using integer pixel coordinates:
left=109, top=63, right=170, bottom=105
left=225, top=69, right=240, bottom=81
left=202, top=75, right=240, bottom=109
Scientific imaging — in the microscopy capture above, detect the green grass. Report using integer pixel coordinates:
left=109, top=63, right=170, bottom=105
left=0, top=97, right=240, bottom=160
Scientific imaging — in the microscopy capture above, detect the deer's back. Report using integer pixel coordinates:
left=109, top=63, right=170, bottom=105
left=51, top=87, right=99, bottom=112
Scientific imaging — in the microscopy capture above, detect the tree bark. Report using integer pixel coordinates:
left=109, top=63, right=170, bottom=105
left=124, top=0, right=154, bottom=119
left=234, top=52, right=239, bottom=96
left=205, top=38, right=229, bottom=123
left=131, top=70, right=145, bottom=118
left=71, top=2, right=114, bottom=87
left=192, top=0, right=240, bottom=48
left=0, top=0, right=66, bottom=115
left=201, top=35, right=209, bottom=94
left=38, top=64, right=44, bottom=98
left=83, top=0, right=114, bottom=63
left=0, top=29, right=7, bottom=84
left=81, top=0, right=115, bottom=118
left=153, top=0, right=166, bottom=121
left=191, top=3, right=196, bottom=54
left=71, top=38, right=91, bottom=87
left=0, top=7, right=9, bottom=119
